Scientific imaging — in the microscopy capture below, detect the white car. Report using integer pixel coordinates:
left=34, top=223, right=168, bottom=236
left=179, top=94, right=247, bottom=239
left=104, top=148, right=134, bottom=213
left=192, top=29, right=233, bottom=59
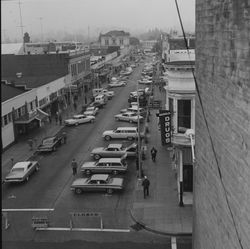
left=115, top=112, right=144, bottom=123
left=102, top=127, right=144, bottom=141
left=138, top=79, right=153, bottom=84
left=102, top=89, right=114, bottom=99
left=64, top=114, right=95, bottom=126
left=108, top=81, right=127, bottom=88
left=120, top=107, right=146, bottom=115
left=4, top=161, right=40, bottom=183
left=84, top=107, right=99, bottom=116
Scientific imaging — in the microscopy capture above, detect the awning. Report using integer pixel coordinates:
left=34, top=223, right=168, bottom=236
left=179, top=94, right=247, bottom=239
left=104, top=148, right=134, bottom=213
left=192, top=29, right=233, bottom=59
left=35, top=109, right=49, bottom=122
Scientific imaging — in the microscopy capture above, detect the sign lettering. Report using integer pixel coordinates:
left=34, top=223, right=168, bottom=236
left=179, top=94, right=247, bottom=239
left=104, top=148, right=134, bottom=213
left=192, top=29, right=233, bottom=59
left=158, top=110, right=171, bottom=146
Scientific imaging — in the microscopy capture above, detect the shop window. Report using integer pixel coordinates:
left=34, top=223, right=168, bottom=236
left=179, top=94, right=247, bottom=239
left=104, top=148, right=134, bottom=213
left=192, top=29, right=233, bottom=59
left=183, top=165, right=193, bottom=192
left=177, top=99, right=191, bottom=133
left=3, top=115, right=8, bottom=126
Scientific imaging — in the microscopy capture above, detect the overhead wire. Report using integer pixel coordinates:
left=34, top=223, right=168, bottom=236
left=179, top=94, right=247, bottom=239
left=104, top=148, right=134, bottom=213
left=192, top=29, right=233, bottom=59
left=174, top=0, right=244, bottom=248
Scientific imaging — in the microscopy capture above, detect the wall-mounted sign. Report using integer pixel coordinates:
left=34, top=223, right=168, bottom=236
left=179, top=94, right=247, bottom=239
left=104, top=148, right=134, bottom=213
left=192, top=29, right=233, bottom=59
left=158, top=110, right=171, bottom=146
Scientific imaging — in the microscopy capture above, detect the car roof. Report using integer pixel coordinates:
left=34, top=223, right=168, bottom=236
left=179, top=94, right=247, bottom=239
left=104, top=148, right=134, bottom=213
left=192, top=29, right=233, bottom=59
left=13, top=161, right=32, bottom=169
left=73, top=114, right=85, bottom=118
left=107, top=144, right=123, bottom=149
left=117, top=127, right=137, bottom=130
left=99, top=158, right=123, bottom=163
left=90, top=174, right=109, bottom=181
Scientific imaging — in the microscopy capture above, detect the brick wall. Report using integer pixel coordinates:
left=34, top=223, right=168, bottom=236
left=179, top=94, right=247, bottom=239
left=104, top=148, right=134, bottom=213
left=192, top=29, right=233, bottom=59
left=194, top=1, right=250, bottom=248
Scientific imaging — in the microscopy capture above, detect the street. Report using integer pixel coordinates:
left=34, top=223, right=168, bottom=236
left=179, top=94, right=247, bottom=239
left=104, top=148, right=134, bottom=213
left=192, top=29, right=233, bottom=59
left=2, top=63, right=144, bottom=235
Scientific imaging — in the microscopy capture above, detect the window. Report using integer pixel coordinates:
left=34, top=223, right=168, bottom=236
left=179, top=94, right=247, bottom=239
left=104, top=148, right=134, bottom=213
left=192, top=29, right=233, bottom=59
left=30, top=102, right=33, bottom=111
left=177, top=99, right=191, bottom=133
left=3, top=115, right=8, bottom=126
left=120, top=39, right=123, bottom=45
left=112, top=39, right=116, bottom=45
left=105, top=39, right=109, bottom=46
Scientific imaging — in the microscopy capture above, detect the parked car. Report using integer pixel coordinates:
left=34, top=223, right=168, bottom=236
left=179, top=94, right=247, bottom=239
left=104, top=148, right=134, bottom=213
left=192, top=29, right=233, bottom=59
left=94, top=94, right=108, bottom=106
left=4, top=161, right=40, bottom=183
left=64, top=114, right=95, bottom=126
left=120, top=106, right=146, bottom=116
left=102, top=89, right=115, bottom=99
left=115, top=112, right=144, bottom=123
left=108, top=81, right=126, bottom=88
left=102, top=127, right=144, bottom=141
left=138, top=78, right=153, bottom=84
left=71, top=174, right=124, bottom=194
left=36, top=134, right=63, bottom=152
left=91, top=143, right=137, bottom=160
left=83, top=106, right=99, bottom=116
left=80, top=157, right=127, bottom=175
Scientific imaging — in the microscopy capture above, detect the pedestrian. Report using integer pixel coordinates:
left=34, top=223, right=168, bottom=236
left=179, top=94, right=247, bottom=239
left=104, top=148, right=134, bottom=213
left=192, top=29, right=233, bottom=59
left=28, top=139, right=33, bottom=151
left=62, top=132, right=67, bottom=144
left=151, top=146, right=157, bottom=162
left=71, top=158, right=78, bottom=176
left=142, top=176, right=150, bottom=199
left=73, top=102, right=77, bottom=111
left=59, top=115, right=62, bottom=125
left=55, top=112, right=59, bottom=124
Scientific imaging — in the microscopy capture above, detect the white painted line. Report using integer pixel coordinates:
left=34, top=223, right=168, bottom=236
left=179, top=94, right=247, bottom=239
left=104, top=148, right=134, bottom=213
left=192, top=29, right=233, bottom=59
left=2, top=208, right=54, bottom=212
left=36, top=227, right=130, bottom=233
left=171, top=237, right=177, bottom=249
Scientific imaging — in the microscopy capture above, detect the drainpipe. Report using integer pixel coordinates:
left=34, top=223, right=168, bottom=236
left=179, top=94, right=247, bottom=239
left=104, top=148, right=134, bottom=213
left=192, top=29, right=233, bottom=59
left=179, top=149, right=184, bottom=207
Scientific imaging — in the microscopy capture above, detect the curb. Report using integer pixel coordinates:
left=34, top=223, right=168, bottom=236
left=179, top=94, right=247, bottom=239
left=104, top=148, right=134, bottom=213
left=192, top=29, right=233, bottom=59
left=129, top=208, right=192, bottom=238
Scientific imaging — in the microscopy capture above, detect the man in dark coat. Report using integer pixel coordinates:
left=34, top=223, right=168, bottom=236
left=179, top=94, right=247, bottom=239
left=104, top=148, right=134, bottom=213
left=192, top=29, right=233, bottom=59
left=142, top=176, right=150, bottom=199
left=150, top=147, right=157, bottom=162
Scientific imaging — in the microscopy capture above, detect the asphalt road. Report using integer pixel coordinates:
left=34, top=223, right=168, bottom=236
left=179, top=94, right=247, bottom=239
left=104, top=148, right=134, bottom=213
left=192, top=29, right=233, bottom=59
left=2, top=63, right=146, bottom=237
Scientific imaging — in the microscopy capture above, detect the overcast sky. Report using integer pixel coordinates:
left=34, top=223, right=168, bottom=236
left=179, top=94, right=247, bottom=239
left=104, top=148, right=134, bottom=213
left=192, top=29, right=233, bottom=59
left=1, top=0, right=195, bottom=41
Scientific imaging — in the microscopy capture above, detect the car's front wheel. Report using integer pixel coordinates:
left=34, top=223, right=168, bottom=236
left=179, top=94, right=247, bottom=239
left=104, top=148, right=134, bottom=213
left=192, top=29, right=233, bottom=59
left=75, top=122, right=79, bottom=126
left=107, top=188, right=113, bottom=194
left=105, top=135, right=111, bottom=141
left=90, top=119, right=94, bottom=123
left=75, top=188, right=82, bottom=194
left=94, top=154, right=101, bottom=160
left=26, top=176, right=29, bottom=182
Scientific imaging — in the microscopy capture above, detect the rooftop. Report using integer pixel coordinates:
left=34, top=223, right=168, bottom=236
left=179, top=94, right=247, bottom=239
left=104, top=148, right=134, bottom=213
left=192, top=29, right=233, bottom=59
left=1, top=82, right=27, bottom=102
left=1, top=43, right=24, bottom=55
left=102, top=30, right=130, bottom=37
left=169, top=38, right=195, bottom=50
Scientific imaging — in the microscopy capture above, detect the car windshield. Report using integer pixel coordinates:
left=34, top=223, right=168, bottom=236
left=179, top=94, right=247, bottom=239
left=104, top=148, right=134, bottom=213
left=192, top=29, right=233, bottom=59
left=12, top=168, right=24, bottom=172
left=43, top=138, right=54, bottom=144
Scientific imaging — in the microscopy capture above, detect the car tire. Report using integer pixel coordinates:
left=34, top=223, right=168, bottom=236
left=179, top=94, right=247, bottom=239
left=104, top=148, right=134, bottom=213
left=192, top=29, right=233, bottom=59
left=75, top=188, right=82, bottom=195
left=52, top=146, right=56, bottom=152
left=26, top=176, right=29, bottom=182
left=75, top=123, right=79, bottom=126
left=127, top=137, right=134, bottom=141
left=115, top=117, right=119, bottom=121
left=94, top=154, right=101, bottom=160
left=129, top=119, right=133, bottom=123
left=85, top=169, right=91, bottom=175
left=35, top=166, right=39, bottom=171
left=90, top=119, right=94, bottom=123
left=112, top=170, right=118, bottom=175
left=107, top=188, right=113, bottom=194
left=105, top=135, right=111, bottom=141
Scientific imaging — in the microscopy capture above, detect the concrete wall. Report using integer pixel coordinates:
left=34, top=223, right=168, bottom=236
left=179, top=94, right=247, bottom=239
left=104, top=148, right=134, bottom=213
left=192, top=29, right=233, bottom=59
left=194, top=1, right=250, bottom=249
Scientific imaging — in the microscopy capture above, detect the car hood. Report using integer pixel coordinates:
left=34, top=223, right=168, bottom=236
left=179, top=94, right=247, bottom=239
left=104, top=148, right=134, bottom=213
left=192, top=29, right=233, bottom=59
left=80, top=162, right=96, bottom=168
left=65, top=119, right=75, bottom=123
left=91, top=147, right=105, bottom=153
left=84, top=111, right=93, bottom=115
left=38, top=144, right=52, bottom=149
left=112, top=177, right=124, bottom=186
left=5, top=171, right=25, bottom=179
left=103, top=130, right=113, bottom=135
left=71, top=178, right=88, bottom=187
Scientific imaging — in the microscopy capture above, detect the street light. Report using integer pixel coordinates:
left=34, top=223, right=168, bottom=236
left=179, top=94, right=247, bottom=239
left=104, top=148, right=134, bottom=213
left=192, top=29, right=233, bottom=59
left=137, top=79, right=142, bottom=179
left=184, top=129, right=195, bottom=163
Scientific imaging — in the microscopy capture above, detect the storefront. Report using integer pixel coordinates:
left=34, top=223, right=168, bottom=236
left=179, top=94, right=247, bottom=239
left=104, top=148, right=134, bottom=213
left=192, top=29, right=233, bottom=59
left=171, top=134, right=194, bottom=206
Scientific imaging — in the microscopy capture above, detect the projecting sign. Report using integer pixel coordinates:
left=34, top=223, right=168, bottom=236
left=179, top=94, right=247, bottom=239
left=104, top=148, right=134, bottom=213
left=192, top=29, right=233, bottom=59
left=158, top=110, right=171, bottom=146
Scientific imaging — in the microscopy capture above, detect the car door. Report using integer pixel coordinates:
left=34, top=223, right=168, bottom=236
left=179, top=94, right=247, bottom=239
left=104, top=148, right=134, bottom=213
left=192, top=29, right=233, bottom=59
left=106, top=147, right=118, bottom=157
left=80, top=116, right=88, bottom=124
left=87, top=179, right=98, bottom=191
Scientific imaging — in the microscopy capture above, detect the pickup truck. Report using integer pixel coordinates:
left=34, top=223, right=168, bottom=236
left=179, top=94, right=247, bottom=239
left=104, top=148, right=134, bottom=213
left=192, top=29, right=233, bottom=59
left=36, top=134, right=63, bottom=152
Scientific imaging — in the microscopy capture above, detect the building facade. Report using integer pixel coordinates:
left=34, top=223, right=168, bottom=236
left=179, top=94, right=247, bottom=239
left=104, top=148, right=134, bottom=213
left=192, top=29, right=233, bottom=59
left=194, top=0, right=250, bottom=248
left=100, top=30, right=130, bottom=48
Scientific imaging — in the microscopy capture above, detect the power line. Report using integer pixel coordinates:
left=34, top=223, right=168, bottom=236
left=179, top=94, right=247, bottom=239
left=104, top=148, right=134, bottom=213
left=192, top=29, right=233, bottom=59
left=174, top=0, right=244, bottom=248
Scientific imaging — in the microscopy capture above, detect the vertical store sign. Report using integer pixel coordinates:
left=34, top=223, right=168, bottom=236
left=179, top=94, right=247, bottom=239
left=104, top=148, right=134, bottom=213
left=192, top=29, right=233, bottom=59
left=158, top=110, right=171, bottom=146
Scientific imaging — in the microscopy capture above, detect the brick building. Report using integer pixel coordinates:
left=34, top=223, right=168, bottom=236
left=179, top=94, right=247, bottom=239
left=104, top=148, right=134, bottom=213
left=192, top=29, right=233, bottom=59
left=194, top=1, right=250, bottom=248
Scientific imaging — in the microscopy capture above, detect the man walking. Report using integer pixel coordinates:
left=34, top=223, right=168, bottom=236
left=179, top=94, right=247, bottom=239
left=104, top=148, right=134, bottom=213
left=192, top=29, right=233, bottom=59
left=71, top=158, right=78, bottom=176
left=142, top=176, right=150, bottom=199
left=151, top=146, right=157, bottom=162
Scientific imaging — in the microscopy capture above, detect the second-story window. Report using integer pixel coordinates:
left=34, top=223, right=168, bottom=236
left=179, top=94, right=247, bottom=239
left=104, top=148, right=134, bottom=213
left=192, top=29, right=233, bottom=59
left=120, top=39, right=123, bottom=45
left=105, top=39, right=109, bottom=45
left=177, top=99, right=191, bottom=133
left=112, top=39, right=116, bottom=45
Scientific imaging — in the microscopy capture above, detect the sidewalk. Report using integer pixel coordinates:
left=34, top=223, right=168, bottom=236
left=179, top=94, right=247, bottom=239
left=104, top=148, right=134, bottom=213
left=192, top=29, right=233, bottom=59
left=1, top=94, right=90, bottom=182
left=130, top=77, right=193, bottom=236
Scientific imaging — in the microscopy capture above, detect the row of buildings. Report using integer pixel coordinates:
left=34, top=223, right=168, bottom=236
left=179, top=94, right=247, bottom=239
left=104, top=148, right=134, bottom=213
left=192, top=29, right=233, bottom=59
left=1, top=31, right=134, bottom=150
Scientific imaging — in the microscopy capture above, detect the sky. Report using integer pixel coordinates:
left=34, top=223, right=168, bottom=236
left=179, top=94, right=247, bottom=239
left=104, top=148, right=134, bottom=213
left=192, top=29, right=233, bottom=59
left=1, top=0, right=195, bottom=42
